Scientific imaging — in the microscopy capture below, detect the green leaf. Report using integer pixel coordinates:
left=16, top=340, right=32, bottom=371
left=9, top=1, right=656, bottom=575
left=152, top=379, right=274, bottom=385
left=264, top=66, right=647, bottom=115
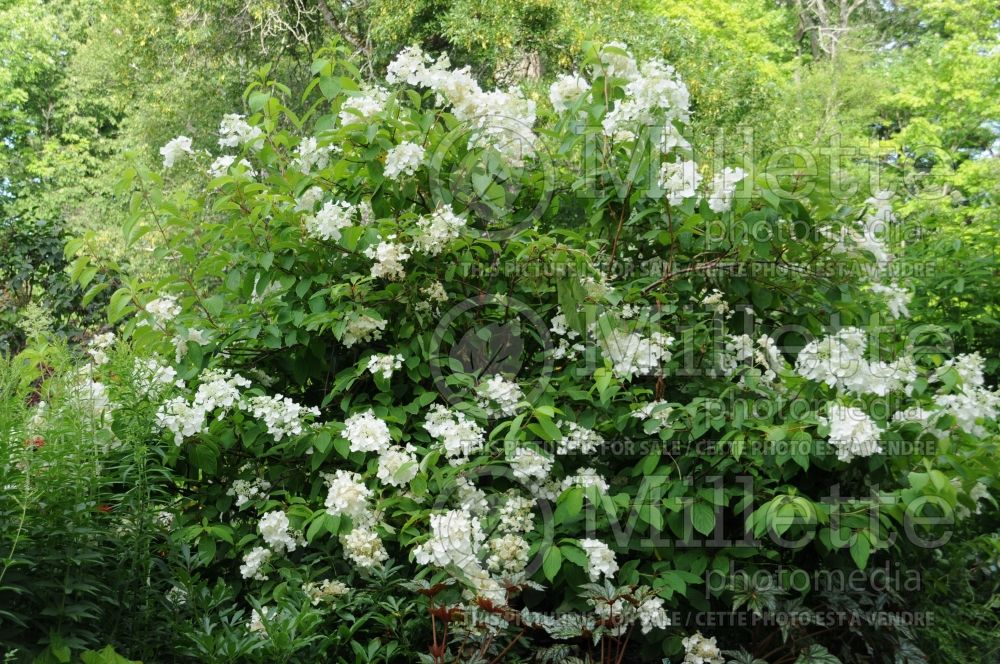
left=542, top=545, right=563, bottom=581
left=692, top=502, right=717, bottom=536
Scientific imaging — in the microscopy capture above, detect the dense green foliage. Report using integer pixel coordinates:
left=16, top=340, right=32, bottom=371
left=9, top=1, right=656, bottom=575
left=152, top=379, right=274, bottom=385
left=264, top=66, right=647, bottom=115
left=1, top=0, right=997, bottom=662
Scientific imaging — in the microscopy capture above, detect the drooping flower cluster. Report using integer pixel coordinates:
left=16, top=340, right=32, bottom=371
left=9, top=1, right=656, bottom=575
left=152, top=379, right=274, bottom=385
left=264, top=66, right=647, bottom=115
left=412, top=205, right=466, bottom=255
left=556, top=421, right=604, bottom=454
left=681, top=631, right=725, bottom=664
left=160, top=136, right=193, bottom=168
left=423, top=404, right=486, bottom=463
left=306, top=200, right=356, bottom=241
left=475, top=374, right=524, bottom=417
left=324, top=469, right=373, bottom=521
left=342, top=409, right=392, bottom=453
left=795, top=327, right=914, bottom=396
left=366, top=353, right=404, bottom=380
left=596, top=324, right=674, bottom=379
left=825, top=403, right=884, bottom=462
left=245, top=395, right=320, bottom=440
left=258, top=510, right=301, bottom=554
left=579, top=538, right=618, bottom=582
left=384, top=141, right=425, bottom=180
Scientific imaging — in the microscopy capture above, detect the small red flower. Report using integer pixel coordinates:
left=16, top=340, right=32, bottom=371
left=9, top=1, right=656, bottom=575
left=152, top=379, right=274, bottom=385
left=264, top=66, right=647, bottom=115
left=98, top=504, right=113, bottom=513
left=25, top=436, right=44, bottom=449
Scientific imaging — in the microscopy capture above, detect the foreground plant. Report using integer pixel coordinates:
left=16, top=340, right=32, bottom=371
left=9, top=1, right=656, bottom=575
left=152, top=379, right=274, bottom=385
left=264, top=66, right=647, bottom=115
left=68, top=40, right=999, bottom=662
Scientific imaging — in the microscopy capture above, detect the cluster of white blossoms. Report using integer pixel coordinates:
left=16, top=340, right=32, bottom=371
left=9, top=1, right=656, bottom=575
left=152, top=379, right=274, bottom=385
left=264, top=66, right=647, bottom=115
left=795, top=327, right=915, bottom=396
left=160, top=136, right=193, bottom=168
left=412, top=205, right=467, bottom=255
left=339, top=86, right=389, bottom=125
left=376, top=444, right=419, bottom=487
left=509, top=447, right=555, bottom=495
left=590, top=589, right=670, bottom=636
left=658, top=159, right=701, bottom=205
left=342, top=313, right=387, bottom=347
left=870, top=281, right=912, bottom=319
left=68, top=370, right=113, bottom=420
left=385, top=45, right=538, bottom=165
left=681, top=631, right=725, bottom=664
left=228, top=472, right=272, bottom=508
left=306, top=200, right=356, bottom=241
left=579, top=538, right=618, bottom=582
left=366, top=353, right=403, bottom=380
left=556, top=421, right=604, bottom=454
left=383, top=141, right=425, bottom=180
left=258, top=510, right=302, bottom=554
left=240, top=546, right=272, bottom=581
left=218, top=113, right=264, bottom=149
left=303, top=578, right=349, bottom=605
left=561, top=467, right=610, bottom=493
left=632, top=399, right=674, bottom=433
left=597, top=49, right=690, bottom=142
left=208, top=155, right=255, bottom=178
left=156, top=368, right=319, bottom=445
left=719, top=333, right=784, bottom=383
left=413, top=508, right=486, bottom=577
left=293, top=136, right=337, bottom=174
left=475, top=374, right=524, bottom=417
left=423, top=404, right=486, bottom=462
left=548, top=72, right=589, bottom=112
left=932, top=353, right=1000, bottom=436
left=825, top=403, right=884, bottom=462
left=342, top=409, right=392, bottom=453
left=706, top=167, right=748, bottom=213
left=549, top=310, right=585, bottom=361
left=364, top=237, right=411, bottom=281
left=245, top=395, right=320, bottom=440
left=86, top=332, right=116, bottom=366
left=597, top=325, right=674, bottom=379
left=485, top=532, right=531, bottom=577
left=340, top=526, right=389, bottom=569
left=142, top=296, right=181, bottom=329
left=324, top=469, right=373, bottom=520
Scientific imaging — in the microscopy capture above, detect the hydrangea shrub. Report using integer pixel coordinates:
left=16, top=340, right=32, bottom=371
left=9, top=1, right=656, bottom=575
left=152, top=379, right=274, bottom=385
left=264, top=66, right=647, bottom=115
left=80, top=41, right=999, bottom=662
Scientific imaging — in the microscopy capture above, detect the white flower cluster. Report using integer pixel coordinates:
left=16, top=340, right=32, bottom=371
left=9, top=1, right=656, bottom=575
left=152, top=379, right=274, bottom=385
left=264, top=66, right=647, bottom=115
left=632, top=399, right=674, bottom=433
left=561, top=467, right=610, bottom=493
left=825, top=403, right=884, bottom=462
left=413, top=508, right=486, bottom=577
left=510, top=447, right=554, bottom=496
left=933, top=384, right=1000, bottom=437
left=385, top=46, right=538, bottom=165
left=384, top=141, right=425, bottom=180
left=548, top=73, right=589, bottom=112
left=579, top=538, right=618, bottom=582
left=424, top=404, right=486, bottom=463
left=303, top=578, right=349, bottom=605
left=208, top=155, right=255, bottom=178
left=549, top=310, right=585, bottom=360
left=339, top=86, right=388, bottom=125
left=485, top=533, right=530, bottom=577
left=293, top=136, right=337, bottom=174
left=364, top=236, right=411, bottom=281
left=258, top=510, right=302, bottom=554
left=870, top=282, right=912, bottom=319
left=475, top=374, right=524, bottom=417
left=157, top=369, right=319, bottom=445
left=228, top=466, right=272, bottom=507
left=218, top=113, right=263, bottom=149
left=240, top=546, right=272, bottom=580
left=376, top=444, right=419, bottom=487
left=591, top=590, right=670, bottom=636
left=343, top=409, right=392, bottom=453
left=366, top=353, right=403, bottom=379
left=795, top=327, right=915, bottom=396
left=599, top=48, right=691, bottom=142
left=306, top=200, right=357, bottom=241
left=719, top=333, right=784, bottom=383
left=160, top=136, right=193, bottom=168
left=87, top=332, right=116, bottom=365
left=658, top=159, right=701, bottom=205
left=412, top=205, right=466, bottom=255
left=556, top=421, right=604, bottom=454
left=597, top=325, right=674, bottom=379
left=245, top=394, right=320, bottom=440
left=682, top=631, right=724, bottom=664
left=342, top=313, right=387, bottom=347
left=324, top=469, right=373, bottom=520
left=706, top=167, right=747, bottom=213
left=143, top=295, right=181, bottom=329
left=340, top=526, right=389, bottom=569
